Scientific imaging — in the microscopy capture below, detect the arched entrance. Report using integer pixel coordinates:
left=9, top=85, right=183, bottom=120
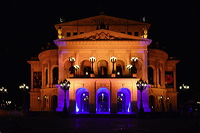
left=149, top=95, right=155, bottom=112
left=42, top=95, right=47, bottom=111
left=51, top=95, right=58, bottom=111
left=117, top=88, right=131, bottom=113
left=96, top=88, right=110, bottom=113
left=117, top=92, right=125, bottom=112
left=76, top=88, right=89, bottom=113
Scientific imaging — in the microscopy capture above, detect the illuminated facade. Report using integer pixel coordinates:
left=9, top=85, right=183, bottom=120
left=28, top=15, right=179, bottom=113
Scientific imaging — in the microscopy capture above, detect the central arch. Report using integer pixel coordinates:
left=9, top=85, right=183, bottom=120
left=96, top=87, right=110, bottom=114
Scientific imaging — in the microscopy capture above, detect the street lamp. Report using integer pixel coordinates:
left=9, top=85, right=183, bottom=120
left=110, top=56, right=117, bottom=74
left=74, top=65, right=80, bottom=76
left=69, top=57, right=75, bottom=66
left=0, top=87, right=8, bottom=109
left=131, top=57, right=138, bottom=77
left=60, top=79, right=70, bottom=114
left=69, top=57, right=76, bottom=75
left=19, top=84, right=29, bottom=112
left=89, top=57, right=96, bottom=73
left=131, top=57, right=138, bottom=63
left=126, top=64, right=133, bottom=76
left=179, top=84, right=189, bottom=90
left=179, top=84, right=190, bottom=112
left=136, top=79, right=147, bottom=113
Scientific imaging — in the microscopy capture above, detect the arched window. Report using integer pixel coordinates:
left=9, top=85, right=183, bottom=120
left=51, top=95, right=58, bottom=111
left=159, top=68, right=161, bottom=86
left=116, top=66, right=122, bottom=77
left=97, top=60, right=108, bottom=77
left=148, top=67, right=154, bottom=84
left=99, top=66, right=107, bottom=77
left=52, top=67, right=58, bottom=84
left=84, top=66, right=91, bottom=77
left=45, top=69, right=48, bottom=85
left=69, top=66, right=75, bottom=74
left=116, top=60, right=125, bottom=77
left=131, top=66, right=137, bottom=74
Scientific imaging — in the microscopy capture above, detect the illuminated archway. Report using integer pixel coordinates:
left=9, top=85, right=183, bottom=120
left=76, top=88, right=89, bottom=113
left=117, top=88, right=131, bottom=113
left=96, top=88, right=110, bottom=113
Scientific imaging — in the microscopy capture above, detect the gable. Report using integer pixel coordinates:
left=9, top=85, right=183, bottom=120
left=54, top=29, right=152, bottom=42
left=55, top=15, right=150, bottom=29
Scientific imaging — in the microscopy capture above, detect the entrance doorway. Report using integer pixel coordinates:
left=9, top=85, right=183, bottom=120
left=81, top=92, right=89, bottom=112
left=76, top=88, right=89, bottom=113
left=117, top=92, right=126, bottom=112
left=51, top=95, right=57, bottom=111
left=96, top=88, right=110, bottom=113
left=117, top=88, right=131, bottom=113
left=98, top=92, right=109, bottom=112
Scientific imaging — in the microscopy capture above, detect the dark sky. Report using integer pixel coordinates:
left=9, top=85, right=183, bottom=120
left=1, top=0, right=200, bottom=103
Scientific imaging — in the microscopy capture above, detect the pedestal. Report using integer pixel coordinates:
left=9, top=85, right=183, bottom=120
left=90, top=73, right=95, bottom=77
left=111, top=73, right=116, bottom=77
left=132, top=73, right=137, bottom=78
left=69, top=73, right=74, bottom=77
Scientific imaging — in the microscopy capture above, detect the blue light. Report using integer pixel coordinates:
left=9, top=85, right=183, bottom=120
left=117, top=88, right=131, bottom=114
left=76, top=87, right=89, bottom=113
left=96, top=87, right=110, bottom=114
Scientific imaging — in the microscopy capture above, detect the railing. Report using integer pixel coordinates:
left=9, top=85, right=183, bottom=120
left=71, top=74, right=136, bottom=78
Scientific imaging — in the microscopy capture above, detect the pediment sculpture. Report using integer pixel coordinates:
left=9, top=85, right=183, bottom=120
left=84, top=32, right=121, bottom=40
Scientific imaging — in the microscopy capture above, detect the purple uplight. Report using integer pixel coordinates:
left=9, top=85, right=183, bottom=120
left=137, top=85, right=151, bottom=112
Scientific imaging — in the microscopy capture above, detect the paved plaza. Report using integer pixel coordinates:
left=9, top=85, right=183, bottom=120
left=0, top=112, right=200, bottom=133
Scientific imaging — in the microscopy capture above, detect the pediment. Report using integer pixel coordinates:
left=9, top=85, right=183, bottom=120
left=54, top=29, right=151, bottom=42
left=55, top=15, right=150, bottom=29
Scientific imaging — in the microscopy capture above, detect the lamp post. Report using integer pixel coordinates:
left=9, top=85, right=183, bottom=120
left=19, top=84, right=29, bottom=112
left=69, top=57, right=76, bottom=76
left=131, top=57, right=138, bottom=77
left=89, top=57, right=96, bottom=73
left=179, top=84, right=189, bottom=90
left=60, top=79, right=70, bottom=114
left=74, top=65, right=80, bottom=76
left=69, top=57, right=75, bottom=66
left=136, top=79, right=147, bottom=113
left=110, top=56, right=117, bottom=74
left=0, top=87, right=8, bottom=109
left=131, top=57, right=138, bottom=66
left=126, top=64, right=133, bottom=76
left=179, top=84, right=190, bottom=112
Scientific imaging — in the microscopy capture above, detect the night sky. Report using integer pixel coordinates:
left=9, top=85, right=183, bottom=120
left=1, top=0, right=200, bottom=105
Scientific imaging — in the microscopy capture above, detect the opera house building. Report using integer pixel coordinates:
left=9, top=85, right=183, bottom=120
left=28, top=14, right=179, bottom=114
